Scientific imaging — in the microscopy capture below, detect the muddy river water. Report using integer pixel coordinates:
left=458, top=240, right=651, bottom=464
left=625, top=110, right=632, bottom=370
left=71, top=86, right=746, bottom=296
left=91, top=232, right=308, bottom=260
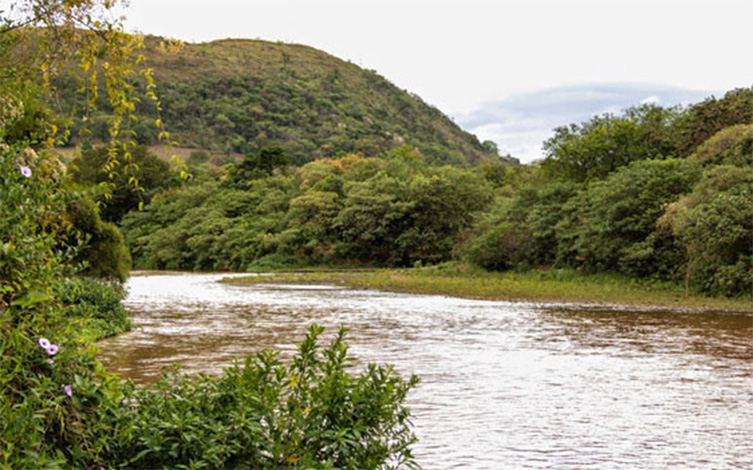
left=98, top=273, right=753, bottom=469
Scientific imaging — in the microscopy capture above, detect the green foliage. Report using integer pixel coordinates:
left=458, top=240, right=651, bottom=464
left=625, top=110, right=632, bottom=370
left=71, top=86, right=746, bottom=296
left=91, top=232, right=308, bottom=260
left=688, top=124, right=753, bottom=168
left=658, top=124, right=752, bottom=296
left=66, top=198, right=132, bottom=282
left=228, top=146, right=291, bottom=186
left=112, top=326, right=419, bottom=470
left=555, top=159, right=700, bottom=278
left=542, top=104, right=680, bottom=182
left=465, top=183, right=578, bottom=270
left=660, top=164, right=753, bottom=296
left=466, top=90, right=751, bottom=297
left=675, top=87, right=753, bottom=157
left=56, top=37, right=493, bottom=166
left=68, top=145, right=177, bottom=223
left=123, top=152, right=493, bottom=270
left=0, top=138, right=79, bottom=309
left=467, top=159, right=699, bottom=279
left=56, top=277, right=131, bottom=341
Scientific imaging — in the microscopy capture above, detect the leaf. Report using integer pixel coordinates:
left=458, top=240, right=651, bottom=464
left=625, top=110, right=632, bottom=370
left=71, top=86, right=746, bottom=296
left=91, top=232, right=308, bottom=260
left=11, top=291, right=52, bottom=307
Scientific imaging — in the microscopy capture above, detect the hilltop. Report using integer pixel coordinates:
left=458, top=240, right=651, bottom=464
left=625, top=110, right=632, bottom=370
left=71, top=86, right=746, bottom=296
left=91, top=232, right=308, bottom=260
left=59, top=36, right=497, bottom=166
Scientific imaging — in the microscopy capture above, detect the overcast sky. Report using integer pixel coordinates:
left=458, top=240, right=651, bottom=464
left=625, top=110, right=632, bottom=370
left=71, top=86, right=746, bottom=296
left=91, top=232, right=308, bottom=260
left=10, top=0, right=753, bottom=161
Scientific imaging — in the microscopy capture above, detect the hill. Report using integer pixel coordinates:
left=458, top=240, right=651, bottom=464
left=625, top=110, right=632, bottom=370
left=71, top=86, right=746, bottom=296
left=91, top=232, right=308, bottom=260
left=59, top=36, right=496, bottom=166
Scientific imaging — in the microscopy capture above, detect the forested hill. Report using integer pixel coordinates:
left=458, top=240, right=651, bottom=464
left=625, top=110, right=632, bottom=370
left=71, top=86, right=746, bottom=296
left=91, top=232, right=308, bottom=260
left=61, top=36, right=497, bottom=166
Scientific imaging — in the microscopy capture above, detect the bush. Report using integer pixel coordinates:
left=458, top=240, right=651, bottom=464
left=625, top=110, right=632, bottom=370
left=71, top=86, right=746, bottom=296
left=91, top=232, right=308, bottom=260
left=67, top=198, right=132, bottom=283
left=2, top=134, right=419, bottom=468
left=107, top=326, right=420, bottom=469
left=56, top=277, right=131, bottom=341
left=661, top=168, right=753, bottom=296
left=555, top=158, right=699, bottom=278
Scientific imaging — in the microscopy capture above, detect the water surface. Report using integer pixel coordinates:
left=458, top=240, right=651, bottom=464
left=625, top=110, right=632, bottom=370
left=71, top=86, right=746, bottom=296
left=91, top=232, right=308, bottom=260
left=99, top=273, right=753, bottom=469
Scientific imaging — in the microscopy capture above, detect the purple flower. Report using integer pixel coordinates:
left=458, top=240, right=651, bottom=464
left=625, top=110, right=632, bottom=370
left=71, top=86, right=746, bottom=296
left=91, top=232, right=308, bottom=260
left=38, top=338, right=51, bottom=349
left=19, top=165, right=31, bottom=178
left=47, top=359, right=54, bottom=365
left=45, top=344, right=59, bottom=356
left=63, top=385, right=72, bottom=397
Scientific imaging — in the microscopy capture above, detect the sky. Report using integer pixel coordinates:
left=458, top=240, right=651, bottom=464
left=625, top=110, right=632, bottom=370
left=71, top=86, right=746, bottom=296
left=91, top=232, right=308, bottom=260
left=10, top=0, right=753, bottom=162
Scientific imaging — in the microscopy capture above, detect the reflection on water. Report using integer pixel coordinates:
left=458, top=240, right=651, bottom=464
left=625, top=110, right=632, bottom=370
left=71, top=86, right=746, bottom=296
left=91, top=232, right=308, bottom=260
left=98, top=273, right=753, bottom=469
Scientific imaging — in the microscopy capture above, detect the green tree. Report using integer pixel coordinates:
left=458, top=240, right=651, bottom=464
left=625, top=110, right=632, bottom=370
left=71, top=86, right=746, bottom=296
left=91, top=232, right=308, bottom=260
left=67, top=199, right=132, bottom=282
left=674, top=87, right=753, bottom=157
left=687, top=124, right=753, bottom=168
left=660, top=126, right=753, bottom=296
left=69, top=145, right=176, bottom=223
left=542, top=104, right=680, bottom=182
left=465, top=182, right=579, bottom=271
left=334, top=162, right=492, bottom=266
left=229, top=146, right=290, bottom=187
left=555, top=158, right=700, bottom=278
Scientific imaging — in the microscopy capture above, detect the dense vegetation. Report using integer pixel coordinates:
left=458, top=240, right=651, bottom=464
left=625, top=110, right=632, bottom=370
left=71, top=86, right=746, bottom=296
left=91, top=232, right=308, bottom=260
left=467, top=89, right=752, bottom=297
left=121, top=146, right=492, bottom=271
left=0, top=80, right=421, bottom=470
left=55, top=36, right=504, bottom=167
left=110, top=87, right=753, bottom=298
left=1, top=2, right=420, bottom=468
left=2, top=0, right=750, bottom=466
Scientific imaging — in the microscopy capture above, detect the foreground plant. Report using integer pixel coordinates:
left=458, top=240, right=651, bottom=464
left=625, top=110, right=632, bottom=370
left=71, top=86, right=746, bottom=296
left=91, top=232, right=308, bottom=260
left=0, top=132, right=419, bottom=469
left=116, top=326, right=420, bottom=469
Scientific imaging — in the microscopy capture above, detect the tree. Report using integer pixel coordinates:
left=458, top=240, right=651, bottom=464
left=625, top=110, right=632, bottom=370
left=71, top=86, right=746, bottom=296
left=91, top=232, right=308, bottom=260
left=67, top=199, right=132, bottom=282
left=1, top=0, right=179, bottom=188
left=69, top=145, right=176, bottom=222
left=659, top=126, right=753, bottom=296
left=229, top=146, right=290, bottom=187
left=555, top=158, right=699, bottom=277
left=465, top=182, right=579, bottom=271
left=674, top=87, right=753, bottom=157
left=542, top=104, right=681, bottom=182
left=687, top=124, right=753, bottom=168
left=482, top=139, right=499, bottom=155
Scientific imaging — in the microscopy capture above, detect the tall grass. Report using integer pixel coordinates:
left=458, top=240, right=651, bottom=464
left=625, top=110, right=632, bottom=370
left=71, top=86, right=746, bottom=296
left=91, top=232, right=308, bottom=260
left=227, top=262, right=753, bottom=312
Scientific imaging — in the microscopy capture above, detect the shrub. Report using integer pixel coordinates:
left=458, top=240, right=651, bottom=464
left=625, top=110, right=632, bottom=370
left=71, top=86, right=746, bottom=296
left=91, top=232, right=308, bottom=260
left=56, top=277, right=131, bottom=341
left=108, top=326, right=420, bottom=469
left=2, top=135, right=419, bottom=469
left=660, top=166, right=753, bottom=296
left=555, top=158, right=699, bottom=278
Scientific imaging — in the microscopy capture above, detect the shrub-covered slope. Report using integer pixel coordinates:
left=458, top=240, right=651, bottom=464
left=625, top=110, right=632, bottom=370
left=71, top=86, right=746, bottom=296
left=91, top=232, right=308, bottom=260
left=60, top=36, right=494, bottom=166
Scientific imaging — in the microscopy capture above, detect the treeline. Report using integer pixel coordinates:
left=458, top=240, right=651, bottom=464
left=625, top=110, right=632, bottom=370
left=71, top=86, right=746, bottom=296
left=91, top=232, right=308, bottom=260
left=118, top=146, right=493, bottom=270
left=102, top=87, right=753, bottom=297
left=467, top=88, right=752, bottom=296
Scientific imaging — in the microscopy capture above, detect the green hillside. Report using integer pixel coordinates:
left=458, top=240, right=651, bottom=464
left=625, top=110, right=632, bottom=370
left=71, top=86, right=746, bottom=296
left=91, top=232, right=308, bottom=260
left=59, top=36, right=495, bottom=166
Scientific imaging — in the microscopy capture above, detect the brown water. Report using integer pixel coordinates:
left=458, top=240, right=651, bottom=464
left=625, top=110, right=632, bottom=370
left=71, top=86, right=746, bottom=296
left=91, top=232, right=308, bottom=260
left=98, top=273, right=753, bottom=469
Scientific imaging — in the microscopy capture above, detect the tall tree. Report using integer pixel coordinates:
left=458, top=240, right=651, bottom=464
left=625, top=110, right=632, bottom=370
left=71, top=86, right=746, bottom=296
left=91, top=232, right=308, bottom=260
left=542, top=104, right=680, bottom=182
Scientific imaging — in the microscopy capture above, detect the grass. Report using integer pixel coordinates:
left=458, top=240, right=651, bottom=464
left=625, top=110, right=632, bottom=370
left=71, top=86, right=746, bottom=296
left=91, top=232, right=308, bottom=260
left=223, top=262, right=753, bottom=313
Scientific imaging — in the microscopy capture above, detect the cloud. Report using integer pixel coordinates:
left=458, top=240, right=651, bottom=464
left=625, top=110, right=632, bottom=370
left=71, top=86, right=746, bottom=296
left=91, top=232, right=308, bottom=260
left=455, top=83, right=713, bottom=163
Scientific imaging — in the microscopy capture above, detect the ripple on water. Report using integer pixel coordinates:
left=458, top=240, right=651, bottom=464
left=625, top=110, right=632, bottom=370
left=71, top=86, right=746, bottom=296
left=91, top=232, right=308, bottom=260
left=98, top=273, right=753, bottom=469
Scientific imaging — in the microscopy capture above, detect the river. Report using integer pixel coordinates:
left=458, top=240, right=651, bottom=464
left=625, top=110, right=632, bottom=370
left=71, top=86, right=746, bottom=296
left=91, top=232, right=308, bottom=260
left=98, top=272, right=753, bottom=469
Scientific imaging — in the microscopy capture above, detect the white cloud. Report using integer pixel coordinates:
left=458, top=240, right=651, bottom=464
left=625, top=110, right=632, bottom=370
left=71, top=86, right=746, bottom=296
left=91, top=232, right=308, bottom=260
left=457, top=83, right=712, bottom=163
left=117, top=0, right=753, bottom=115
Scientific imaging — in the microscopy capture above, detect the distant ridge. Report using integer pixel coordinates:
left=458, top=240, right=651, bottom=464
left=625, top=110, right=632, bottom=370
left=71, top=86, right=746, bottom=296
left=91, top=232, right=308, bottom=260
left=60, top=36, right=495, bottom=166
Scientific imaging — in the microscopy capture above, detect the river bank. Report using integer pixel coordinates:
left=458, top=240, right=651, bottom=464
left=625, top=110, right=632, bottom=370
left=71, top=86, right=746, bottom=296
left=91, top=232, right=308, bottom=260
left=103, top=272, right=753, bottom=468
left=222, top=262, right=753, bottom=313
